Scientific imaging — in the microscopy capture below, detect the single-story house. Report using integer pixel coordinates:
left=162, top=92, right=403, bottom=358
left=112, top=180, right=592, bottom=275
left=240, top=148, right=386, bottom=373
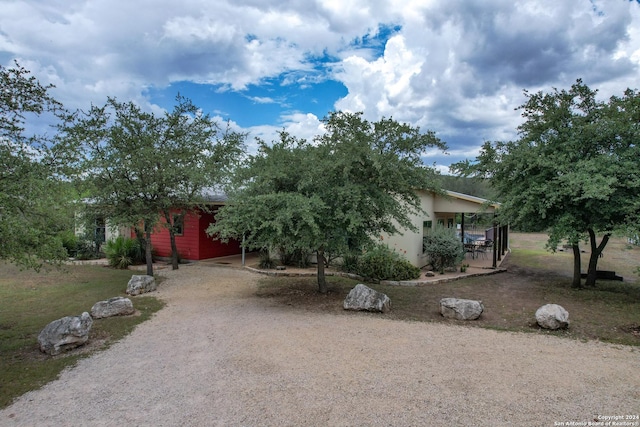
left=79, top=193, right=242, bottom=261
left=150, top=205, right=242, bottom=261
left=82, top=190, right=505, bottom=267
left=383, top=190, right=507, bottom=268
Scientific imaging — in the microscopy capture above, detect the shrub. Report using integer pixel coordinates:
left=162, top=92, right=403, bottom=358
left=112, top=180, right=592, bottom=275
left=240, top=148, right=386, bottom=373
left=104, top=237, right=143, bottom=269
left=339, top=252, right=361, bottom=273
left=258, top=248, right=276, bottom=269
left=423, top=226, right=465, bottom=273
left=345, top=244, right=420, bottom=281
left=278, top=247, right=311, bottom=268
left=75, top=240, right=102, bottom=260
left=59, top=230, right=78, bottom=258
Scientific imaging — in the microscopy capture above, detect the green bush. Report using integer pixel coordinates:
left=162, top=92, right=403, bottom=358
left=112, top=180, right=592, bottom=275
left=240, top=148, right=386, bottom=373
left=345, top=244, right=421, bottom=281
left=258, top=248, right=276, bottom=269
left=339, top=252, right=361, bottom=273
left=423, top=226, right=465, bottom=273
left=104, top=237, right=143, bottom=269
left=75, top=240, right=102, bottom=260
left=278, top=247, right=311, bottom=268
left=59, top=230, right=78, bottom=258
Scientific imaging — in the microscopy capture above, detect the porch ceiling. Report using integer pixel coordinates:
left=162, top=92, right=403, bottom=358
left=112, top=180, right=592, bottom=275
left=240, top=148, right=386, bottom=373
left=433, top=191, right=498, bottom=214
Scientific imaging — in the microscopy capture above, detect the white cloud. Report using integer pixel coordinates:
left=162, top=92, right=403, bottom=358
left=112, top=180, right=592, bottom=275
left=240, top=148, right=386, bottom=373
left=1, top=0, right=639, bottom=172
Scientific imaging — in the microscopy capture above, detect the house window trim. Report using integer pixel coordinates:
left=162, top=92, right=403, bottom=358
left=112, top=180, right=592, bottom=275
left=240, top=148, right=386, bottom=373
left=173, top=214, right=184, bottom=236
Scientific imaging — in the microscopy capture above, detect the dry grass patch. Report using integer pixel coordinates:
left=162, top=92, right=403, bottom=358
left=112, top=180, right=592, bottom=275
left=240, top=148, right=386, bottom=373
left=256, top=233, right=640, bottom=347
left=0, top=262, right=165, bottom=409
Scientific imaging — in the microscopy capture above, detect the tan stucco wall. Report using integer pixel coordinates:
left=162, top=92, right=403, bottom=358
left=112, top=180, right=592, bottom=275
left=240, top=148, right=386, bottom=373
left=434, top=193, right=496, bottom=214
left=382, top=190, right=435, bottom=268
left=382, top=191, right=498, bottom=268
left=105, top=223, right=130, bottom=242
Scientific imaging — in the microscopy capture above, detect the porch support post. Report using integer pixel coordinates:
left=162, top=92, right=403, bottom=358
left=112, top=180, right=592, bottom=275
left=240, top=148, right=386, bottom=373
left=492, top=220, right=498, bottom=268
left=505, top=224, right=509, bottom=253
left=497, top=225, right=502, bottom=261
left=460, top=213, right=465, bottom=244
left=241, top=234, right=246, bottom=266
left=502, top=225, right=508, bottom=256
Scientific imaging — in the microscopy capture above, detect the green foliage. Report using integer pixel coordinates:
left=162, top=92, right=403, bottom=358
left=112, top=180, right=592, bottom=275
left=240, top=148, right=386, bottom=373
left=62, top=95, right=246, bottom=274
left=59, top=230, right=78, bottom=257
left=0, top=262, right=164, bottom=408
left=74, top=240, right=101, bottom=260
left=452, top=80, right=640, bottom=287
left=439, top=175, right=496, bottom=199
left=340, top=252, right=361, bottom=273
left=278, top=247, right=311, bottom=268
left=423, top=226, right=465, bottom=272
left=344, top=244, right=421, bottom=281
left=0, top=62, right=75, bottom=270
left=210, top=112, right=446, bottom=292
left=104, top=237, right=143, bottom=269
left=258, top=249, right=276, bottom=269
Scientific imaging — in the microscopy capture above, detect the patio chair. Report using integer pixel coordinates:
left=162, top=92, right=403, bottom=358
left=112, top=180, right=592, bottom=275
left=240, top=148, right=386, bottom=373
left=464, top=242, right=477, bottom=258
left=476, top=240, right=493, bottom=259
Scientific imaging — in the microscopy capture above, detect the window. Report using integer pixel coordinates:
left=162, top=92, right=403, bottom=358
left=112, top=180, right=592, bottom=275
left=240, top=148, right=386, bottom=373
left=172, top=215, right=184, bottom=236
left=95, top=217, right=106, bottom=245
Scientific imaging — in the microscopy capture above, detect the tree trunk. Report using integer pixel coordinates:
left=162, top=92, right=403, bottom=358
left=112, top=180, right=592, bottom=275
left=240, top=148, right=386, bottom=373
left=571, top=243, right=582, bottom=288
left=164, top=212, right=179, bottom=270
left=144, top=223, right=154, bottom=277
left=317, top=249, right=327, bottom=294
left=585, top=229, right=610, bottom=287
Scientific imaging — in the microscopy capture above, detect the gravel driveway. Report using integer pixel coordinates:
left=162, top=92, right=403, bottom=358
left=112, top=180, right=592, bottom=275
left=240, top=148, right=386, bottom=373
left=1, top=265, right=639, bottom=426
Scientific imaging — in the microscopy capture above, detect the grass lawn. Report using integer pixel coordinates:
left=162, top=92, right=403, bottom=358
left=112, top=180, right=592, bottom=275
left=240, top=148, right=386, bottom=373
left=0, top=262, right=165, bottom=409
left=256, top=232, right=640, bottom=347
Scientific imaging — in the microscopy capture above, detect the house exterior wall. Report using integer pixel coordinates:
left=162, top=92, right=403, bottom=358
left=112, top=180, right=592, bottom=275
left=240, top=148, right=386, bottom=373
left=382, top=190, right=498, bottom=268
left=382, top=189, right=436, bottom=268
left=196, top=210, right=242, bottom=259
left=105, top=223, right=130, bottom=242
left=433, top=193, right=496, bottom=215
left=150, top=208, right=241, bottom=261
left=151, top=210, right=199, bottom=259
left=75, top=214, right=128, bottom=246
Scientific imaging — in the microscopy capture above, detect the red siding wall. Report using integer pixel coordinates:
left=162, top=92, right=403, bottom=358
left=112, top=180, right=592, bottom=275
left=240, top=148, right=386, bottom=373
left=150, top=208, right=241, bottom=260
left=196, top=210, right=241, bottom=259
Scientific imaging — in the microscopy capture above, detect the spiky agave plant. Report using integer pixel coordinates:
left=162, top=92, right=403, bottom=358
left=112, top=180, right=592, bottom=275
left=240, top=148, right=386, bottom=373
left=105, top=237, right=142, bottom=269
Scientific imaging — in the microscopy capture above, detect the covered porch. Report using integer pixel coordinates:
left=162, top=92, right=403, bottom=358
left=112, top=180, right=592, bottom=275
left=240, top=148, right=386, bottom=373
left=432, top=191, right=509, bottom=269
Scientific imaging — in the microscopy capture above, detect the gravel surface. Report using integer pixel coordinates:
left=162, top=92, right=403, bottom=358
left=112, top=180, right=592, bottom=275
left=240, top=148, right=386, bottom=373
left=1, top=265, right=639, bottom=426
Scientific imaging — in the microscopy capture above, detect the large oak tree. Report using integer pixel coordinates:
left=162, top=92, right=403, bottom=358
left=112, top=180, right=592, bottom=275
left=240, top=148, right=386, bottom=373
left=209, top=111, right=446, bottom=293
left=453, top=80, right=640, bottom=287
left=64, top=96, right=245, bottom=275
left=0, top=62, right=73, bottom=269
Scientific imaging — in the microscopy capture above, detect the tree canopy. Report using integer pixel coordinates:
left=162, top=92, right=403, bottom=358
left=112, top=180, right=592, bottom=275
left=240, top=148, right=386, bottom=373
left=0, top=62, right=74, bottom=269
left=209, top=111, right=446, bottom=293
left=63, top=96, right=245, bottom=274
left=452, top=80, right=640, bottom=287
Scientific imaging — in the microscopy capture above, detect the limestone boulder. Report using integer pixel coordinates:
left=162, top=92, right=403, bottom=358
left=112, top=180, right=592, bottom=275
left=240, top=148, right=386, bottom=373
left=126, top=275, right=156, bottom=296
left=91, top=297, right=135, bottom=319
left=535, top=304, right=569, bottom=330
left=38, top=312, right=93, bottom=355
left=343, top=284, right=391, bottom=313
left=440, top=298, right=484, bottom=320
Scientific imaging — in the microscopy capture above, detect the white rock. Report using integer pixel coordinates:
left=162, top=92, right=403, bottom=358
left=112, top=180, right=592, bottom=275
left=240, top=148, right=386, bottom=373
left=440, top=298, right=484, bottom=320
left=535, top=304, right=569, bottom=330
left=126, top=275, right=156, bottom=296
left=91, top=297, right=135, bottom=318
left=343, top=284, right=391, bottom=313
left=38, top=312, right=93, bottom=355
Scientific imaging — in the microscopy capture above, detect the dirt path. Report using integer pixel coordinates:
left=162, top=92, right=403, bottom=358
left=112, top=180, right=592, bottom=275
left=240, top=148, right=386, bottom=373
left=1, top=265, right=639, bottom=426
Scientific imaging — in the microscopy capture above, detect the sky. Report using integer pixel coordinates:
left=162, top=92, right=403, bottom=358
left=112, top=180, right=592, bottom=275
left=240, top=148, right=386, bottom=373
left=2, top=0, right=640, bottom=173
